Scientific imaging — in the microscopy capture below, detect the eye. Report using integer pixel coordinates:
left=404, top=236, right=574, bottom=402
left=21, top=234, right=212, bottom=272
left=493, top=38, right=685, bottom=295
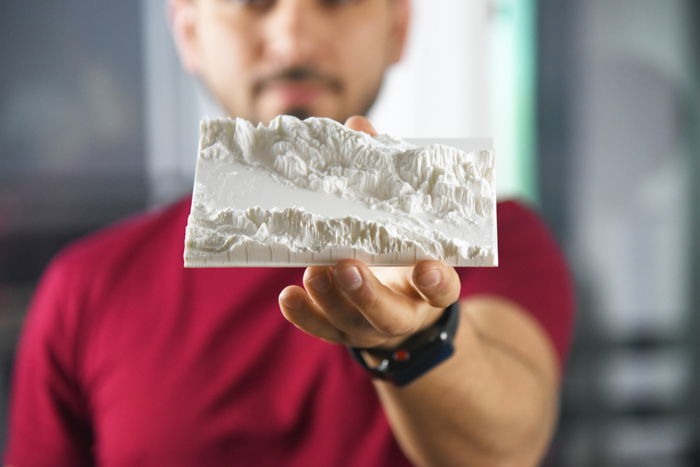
left=321, top=0, right=360, bottom=7
left=224, top=0, right=275, bottom=10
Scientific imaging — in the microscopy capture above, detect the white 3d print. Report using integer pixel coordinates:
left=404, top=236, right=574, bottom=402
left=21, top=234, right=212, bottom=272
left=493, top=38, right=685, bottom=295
left=184, top=116, right=498, bottom=267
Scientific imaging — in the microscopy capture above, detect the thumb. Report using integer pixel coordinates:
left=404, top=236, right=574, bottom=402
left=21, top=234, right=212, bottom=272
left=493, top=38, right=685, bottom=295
left=344, top=115, right=378, bottom=136
left=412, top=261, right=461, bottom=309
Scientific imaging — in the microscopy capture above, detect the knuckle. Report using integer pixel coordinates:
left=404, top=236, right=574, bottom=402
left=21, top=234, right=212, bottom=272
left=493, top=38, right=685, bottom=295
left=348, top=334, right=385, bottom=349
left=448, top=287, right=460, bottom=303
left=336, top=330, right=352, bottom=346
left=347, top=313, right=369, bottom=330
left=442, top=282, right=461, bottom=303
left=356, top=288, right=380, bottom=308
left=377, top=318, right=418, bottom=338
left=431, top=281, right=460, bottom=307
left=329, top=309, right=372, bottom=335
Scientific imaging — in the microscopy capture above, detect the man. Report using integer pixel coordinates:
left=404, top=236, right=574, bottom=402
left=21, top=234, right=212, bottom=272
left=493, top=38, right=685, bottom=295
left=5, top=0, right=573, bottom=466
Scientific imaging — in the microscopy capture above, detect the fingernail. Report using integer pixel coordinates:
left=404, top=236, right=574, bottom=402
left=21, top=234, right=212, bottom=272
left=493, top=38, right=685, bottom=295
left=334, top=266, right=363, bottom=291
left=309, top=272, right=331, bottom=293
left=417, top=268, right=441, bottom=288
left=280, top=294, right=303, bottom=312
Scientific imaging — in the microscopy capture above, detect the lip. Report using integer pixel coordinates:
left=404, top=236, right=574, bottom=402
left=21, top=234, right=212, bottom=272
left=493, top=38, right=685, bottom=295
left=264, top=82, right=324, bottom=106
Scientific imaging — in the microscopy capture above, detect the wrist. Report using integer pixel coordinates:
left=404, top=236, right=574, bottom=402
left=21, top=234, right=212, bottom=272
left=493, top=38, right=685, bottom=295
left=374, top=306, right=445, bottom=350
left=348, top=301, right=461, bottom=386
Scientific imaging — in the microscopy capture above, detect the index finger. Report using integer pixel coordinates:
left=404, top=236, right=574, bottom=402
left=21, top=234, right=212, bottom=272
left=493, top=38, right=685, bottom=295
left=331, top=259, right=433, bottom=339
left=344, top=115, right=378, bottom=136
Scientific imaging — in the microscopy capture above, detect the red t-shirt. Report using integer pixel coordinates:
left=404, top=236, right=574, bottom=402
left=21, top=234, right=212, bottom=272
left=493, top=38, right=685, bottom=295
left=4, top=198, right=573, bottom=467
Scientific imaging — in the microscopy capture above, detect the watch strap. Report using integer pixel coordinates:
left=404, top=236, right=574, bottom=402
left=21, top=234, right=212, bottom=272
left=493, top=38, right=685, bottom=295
left=348, top=301, right=460, bottom=386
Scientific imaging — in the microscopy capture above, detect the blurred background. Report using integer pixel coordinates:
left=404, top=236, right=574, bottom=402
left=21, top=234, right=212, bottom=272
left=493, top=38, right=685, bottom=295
left=0, top=0, right=698, bottom=465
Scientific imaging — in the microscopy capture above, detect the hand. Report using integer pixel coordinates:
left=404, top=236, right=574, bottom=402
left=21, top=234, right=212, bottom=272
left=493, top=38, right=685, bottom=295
left=278, top=116, right=461, bottom=349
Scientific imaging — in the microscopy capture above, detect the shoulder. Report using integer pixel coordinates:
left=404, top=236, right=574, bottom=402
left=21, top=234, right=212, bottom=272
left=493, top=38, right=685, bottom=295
left=460, top=199, right=575, bottom=367
left=494, top=199, right=567, bottom=267
left=51, top=197, right=191, bottom=277
left=497, top=199, right=553, bottom=237
left=25, top=197, right=191, bottom=339
left=32, top=197, right=191, bottom=313
left=4, top=200, right=195, bottom=467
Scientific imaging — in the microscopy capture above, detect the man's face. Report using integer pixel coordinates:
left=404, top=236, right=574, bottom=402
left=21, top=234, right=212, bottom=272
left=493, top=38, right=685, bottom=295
left=171, top=0, right=409, bottom=124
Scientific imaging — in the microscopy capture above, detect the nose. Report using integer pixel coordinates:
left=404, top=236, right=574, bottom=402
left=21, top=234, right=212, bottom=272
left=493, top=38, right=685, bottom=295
left=263, top=0, right=324, bottom=68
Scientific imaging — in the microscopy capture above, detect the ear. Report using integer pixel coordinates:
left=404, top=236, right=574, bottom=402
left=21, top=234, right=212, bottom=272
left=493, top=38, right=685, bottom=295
left=169, top=0, right=201, bottom=74
left=387, top=0, right=411, bottom=65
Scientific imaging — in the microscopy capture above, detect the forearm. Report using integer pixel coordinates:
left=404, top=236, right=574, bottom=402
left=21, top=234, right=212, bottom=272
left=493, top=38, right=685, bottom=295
left=279, top=251, right=561, bottom=465
left=373, top=300, right=558, bottom=467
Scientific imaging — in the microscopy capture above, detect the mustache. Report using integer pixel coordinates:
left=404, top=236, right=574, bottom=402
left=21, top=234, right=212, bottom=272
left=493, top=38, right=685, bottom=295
left=253, top=67, right=343, bottom=96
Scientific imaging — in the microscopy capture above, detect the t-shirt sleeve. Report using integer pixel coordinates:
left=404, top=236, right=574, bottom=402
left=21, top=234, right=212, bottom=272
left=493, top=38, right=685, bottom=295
left=458, top=201, right=575, bottom=370
left=4, top=255, right=94, bottom=467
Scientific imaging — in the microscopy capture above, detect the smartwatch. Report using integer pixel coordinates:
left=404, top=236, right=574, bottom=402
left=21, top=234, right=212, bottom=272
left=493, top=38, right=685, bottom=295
left=348, top=301, right=460, bottom=387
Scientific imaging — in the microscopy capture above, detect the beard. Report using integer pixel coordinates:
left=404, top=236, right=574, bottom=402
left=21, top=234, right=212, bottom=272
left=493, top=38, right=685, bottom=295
left=200, top=66, right=386, bottom=125
left=273, top=76, right=384, bottom=124
left=285, top=107, right=313, bottom=120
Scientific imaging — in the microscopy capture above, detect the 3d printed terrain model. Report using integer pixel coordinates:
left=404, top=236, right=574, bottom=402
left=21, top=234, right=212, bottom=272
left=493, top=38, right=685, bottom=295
left=184, top=116, right=497, bottom=267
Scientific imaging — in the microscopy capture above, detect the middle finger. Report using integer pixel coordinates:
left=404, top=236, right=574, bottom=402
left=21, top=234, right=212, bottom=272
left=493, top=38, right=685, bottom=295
left=303, top=266, right=379, bottom=341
